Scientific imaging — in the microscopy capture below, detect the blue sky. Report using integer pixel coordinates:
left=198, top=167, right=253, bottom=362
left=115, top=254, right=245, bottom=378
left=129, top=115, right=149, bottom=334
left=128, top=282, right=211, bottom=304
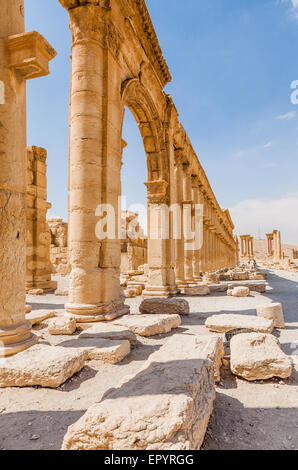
left=25, top=0, right=298, bottom=244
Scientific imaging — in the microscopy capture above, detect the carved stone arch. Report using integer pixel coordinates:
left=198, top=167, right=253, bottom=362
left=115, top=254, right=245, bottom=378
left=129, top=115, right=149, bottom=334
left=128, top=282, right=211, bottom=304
left=121, top=78, right=168, bottom=182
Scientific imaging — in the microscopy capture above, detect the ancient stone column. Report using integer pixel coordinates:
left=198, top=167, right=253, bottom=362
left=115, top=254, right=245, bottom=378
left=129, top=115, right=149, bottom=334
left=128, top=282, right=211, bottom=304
left=191, top=177, right=203, bottom=282
left=60, top=1, right=130, bottom=319
left=173, top=152, right=187, bottom=289
left=0, top=0, right=56, bottom=356
left=183, top=166, right=195, bottom=284
left=143, top=181, right=178, bottom=297
left=26, top=146, right=57, bottom=292
left=273, top=230, right=282, bottom=263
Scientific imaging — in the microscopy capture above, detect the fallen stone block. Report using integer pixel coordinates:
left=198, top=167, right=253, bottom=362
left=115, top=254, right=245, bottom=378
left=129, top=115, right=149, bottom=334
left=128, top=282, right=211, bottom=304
left=230, top=333, right=292, bottom=381
left=27, top=289, right=44, bottom=296
left=257, top=303, right=285, bottom=329
left=48, top=317, right=77, bottom=335
left=79, top=323, right=137, bottom=346
left=0, top=344, right=85, bottom=388
left=205, top=314, right=274, bottom=334
left=227, top=281, right=266, bottom=293
left=59, top=338, right=131, bottom=364
left=227, top=286, right=250, bottom=297
left=26, top=310, right=56, bottom=326
left=194, top=335, right=224, bottom=383
left=55, top=288, right=69, bottom=297
left=184, top=286, right=210, bottom=296
left=139, top=298, right=189, bottom=316
left=62, top=334, right=216, bottom=450
left=114, top=314, right=181, bottom=337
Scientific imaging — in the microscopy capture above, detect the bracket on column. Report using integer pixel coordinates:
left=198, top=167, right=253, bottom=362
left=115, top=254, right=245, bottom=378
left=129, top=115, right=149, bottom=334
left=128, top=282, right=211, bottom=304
left=6, top=31, right=57, bottom=81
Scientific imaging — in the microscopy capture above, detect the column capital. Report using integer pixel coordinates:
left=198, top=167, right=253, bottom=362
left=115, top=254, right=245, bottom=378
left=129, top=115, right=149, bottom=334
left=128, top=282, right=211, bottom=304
left=145, top=180, right=169, bottom=204
left=62, top=2, right=123, bottom=60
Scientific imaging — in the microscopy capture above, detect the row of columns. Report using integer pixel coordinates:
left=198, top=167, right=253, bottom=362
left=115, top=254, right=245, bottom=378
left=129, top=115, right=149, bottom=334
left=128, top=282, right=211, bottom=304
left=266, top=230, right=282, bottom=262
left=240, top=235, right=254, bottom=260
left=173, top=154, right=237, bottom=289
left=0, top=0, right=239, bottom=358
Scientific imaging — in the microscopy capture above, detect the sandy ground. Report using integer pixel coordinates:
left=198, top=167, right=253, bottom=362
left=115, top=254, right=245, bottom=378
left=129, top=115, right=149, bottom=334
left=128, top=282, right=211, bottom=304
left=0, top=269, right=297, bottom=450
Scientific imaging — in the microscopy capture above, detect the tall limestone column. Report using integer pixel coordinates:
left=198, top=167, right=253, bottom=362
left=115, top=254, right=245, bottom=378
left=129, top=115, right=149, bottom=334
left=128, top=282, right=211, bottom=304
left=273, top=230, right=282, bottom=263
left=60, top=1, right=129, bottom=318
left=192, top=177, right=203, bottom=282
left=0, top=0, right=56, bottom=356
left=182, top=165, right=195, bottom=285
left=143, top=181, right=178, bottom=297
left=173, top=153, right=187, bottom=289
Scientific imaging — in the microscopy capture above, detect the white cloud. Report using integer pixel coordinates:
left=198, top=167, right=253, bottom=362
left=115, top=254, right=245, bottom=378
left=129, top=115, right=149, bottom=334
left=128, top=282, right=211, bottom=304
left=229, top=194, right=298, bottom=245
left=235, top=141, right=273, bottom=159
left=276, top=111, right=296, bottom=120
left=279, top=0, right=298, bottom=18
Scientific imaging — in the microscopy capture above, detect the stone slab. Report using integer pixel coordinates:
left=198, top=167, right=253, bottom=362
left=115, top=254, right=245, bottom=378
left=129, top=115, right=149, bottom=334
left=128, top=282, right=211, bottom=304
left=62, top=334, right=216, bottom=450
left=183, top=286, right=210, bottom=296
left=230, top=333, right=292, bottom=381
left=26, top=310, right=56, bottom=326
left=205, top=314, right=274, bottom=334
left=59, top=338, right=131, bottom=364
left=79, top=323, right=137, bottom=346
left=139, top=298, right=189, bottom=316
left=0, top=344, right=85, bottom=388
left=48, top=317, right=77, bottom=335
left=209, top=280, right=266, bottom=294
left=113, top=314, right=181, bottom=337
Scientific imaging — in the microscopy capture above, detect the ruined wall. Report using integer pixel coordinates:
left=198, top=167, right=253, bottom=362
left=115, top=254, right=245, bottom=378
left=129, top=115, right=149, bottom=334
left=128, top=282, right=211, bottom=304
left=120, top=212, right=147, bottom=273
left=48, top=218, right=70, bottom=276
left=26, top=146, right=57, bottom=292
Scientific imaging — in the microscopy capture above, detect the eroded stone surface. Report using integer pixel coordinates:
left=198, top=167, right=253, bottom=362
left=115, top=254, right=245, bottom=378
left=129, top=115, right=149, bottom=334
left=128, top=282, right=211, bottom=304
left=114, top=314, right=181, bottom=337
left=257, top=303, right=285, bottom=329
left=230, top=333, right=292, bottom=381
left=193, top=335, right=224, bottom=383
left=48, top=316, right=77, bottom=335
left=205, top=314, right=274, bottom=334
left=59, top=338, right=131, bottom=364
left=79, top=323, right=137, bottom=346
left=227, top=286, right=250, bottom=297
left=183, top=286, right=210, bottom=296
left=62, top=334, right=216, bottom=450
left=139, top=298, right=189, bottom=316
left=0, top=344, right=85, bottom=388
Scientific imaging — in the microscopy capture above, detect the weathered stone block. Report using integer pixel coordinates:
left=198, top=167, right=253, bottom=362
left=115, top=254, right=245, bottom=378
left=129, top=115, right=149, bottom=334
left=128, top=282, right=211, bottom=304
left=0, top=345, right=85, bottom=388
left=227, top=286, right=250, bottom=297
left=205, top=314, right=274, bottom=334
left=59, top=338, right=131, bottom=364
left=48, top=316, right=77, bottom=335
left=139, top=298, right=189, bottom=316
left=26, top=310, right=56, bottom=326
left=257, top=303, right=285, bottom=329
left=79, top=323, right=137, bottom=346
left=62, top=335, right=216, bottom=450
left=230, top=333, right=292, bottom=381
left=114, top=314, right=181, bottom=337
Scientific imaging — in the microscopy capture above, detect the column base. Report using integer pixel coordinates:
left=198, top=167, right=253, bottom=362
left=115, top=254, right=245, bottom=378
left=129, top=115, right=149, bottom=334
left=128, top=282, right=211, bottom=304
left=65, top=298, right=130, bottom=323
left=26, top=280, right=58, bottom=293
left=0, top=321, right=38, bottom=357
left=142, top=285, right=179, bottom=299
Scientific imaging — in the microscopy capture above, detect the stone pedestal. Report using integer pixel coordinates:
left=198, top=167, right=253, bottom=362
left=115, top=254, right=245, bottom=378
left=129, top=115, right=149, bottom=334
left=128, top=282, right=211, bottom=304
left=0, top=0, right=56, bottom=356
